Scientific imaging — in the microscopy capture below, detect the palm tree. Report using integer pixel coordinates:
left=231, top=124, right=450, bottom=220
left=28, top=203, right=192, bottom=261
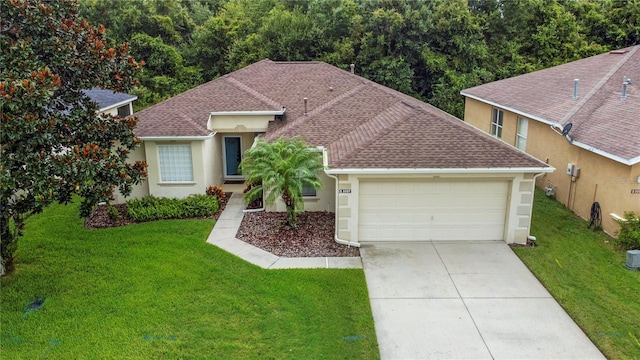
left=240, top=136, right=323, bottom=227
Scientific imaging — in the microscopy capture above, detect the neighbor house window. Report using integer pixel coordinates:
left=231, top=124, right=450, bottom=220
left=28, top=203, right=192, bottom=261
left=158, top=145, right=193, bottom=182
left=491, top=108, right=503, bottom=138
left=117, top=104, right=131, bottom=117
left=516, top=116, right=528, bottom=151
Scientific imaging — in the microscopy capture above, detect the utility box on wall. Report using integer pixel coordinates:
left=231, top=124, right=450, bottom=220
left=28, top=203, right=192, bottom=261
left=625, top=250, right=640, bottom=270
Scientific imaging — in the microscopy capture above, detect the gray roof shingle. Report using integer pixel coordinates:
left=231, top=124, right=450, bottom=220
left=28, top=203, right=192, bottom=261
left=135, top=59, right=548, bottom=170
left=462, top=45, right=640, bottom=164
left=83, top=88, right=137, bottom=111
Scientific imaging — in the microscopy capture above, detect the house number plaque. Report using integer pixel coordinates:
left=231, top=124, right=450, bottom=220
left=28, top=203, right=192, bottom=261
left=339, top=189, right=351, bottom=194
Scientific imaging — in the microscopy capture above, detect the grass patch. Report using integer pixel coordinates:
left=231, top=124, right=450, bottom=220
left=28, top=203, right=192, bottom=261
left=512, top=190, right=640, bottom=359
left=1, top=201, right=378, bottom=359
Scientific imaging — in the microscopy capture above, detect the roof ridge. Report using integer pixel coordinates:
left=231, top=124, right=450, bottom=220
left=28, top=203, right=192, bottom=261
left=561, top=46, right=639, bottom=124
left=268, top=83, right=369, bottom=139
left=224, top=76, right=283, bottom=110
left=330, top=102, right=416, bottom=166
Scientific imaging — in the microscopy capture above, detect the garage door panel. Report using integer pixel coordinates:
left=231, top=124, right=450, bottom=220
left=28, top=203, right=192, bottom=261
left=359, top=181, right=508, bottom=241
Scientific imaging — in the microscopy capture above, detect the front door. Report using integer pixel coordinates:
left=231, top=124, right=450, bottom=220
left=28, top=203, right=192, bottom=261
left=223, top=136, right=243, bottom=179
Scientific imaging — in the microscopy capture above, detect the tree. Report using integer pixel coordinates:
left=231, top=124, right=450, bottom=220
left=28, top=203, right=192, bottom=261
left=0, top=0, right=148, bottom=275
left=240, top=137, right=323, bottom=228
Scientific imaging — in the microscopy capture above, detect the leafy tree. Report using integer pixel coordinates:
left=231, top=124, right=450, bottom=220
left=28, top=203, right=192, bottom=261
left=240, top=137, right=323, bottom=228
left=0, top=0, right=147, bottom=275
left=129, top=33, right=202, bottom=107
left=420, top=0, right=492, bottom=117
left=183, top=15, right=238, bottom=80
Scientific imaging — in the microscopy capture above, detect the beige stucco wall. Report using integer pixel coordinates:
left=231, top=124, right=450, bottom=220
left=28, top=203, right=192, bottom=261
left=112, top=143, right=150, bottom=203
left=464, top=98, right=640, bottom=235
left=333, top=172, right=537, bottom=245
left=209, top=114, right=274, bottom=133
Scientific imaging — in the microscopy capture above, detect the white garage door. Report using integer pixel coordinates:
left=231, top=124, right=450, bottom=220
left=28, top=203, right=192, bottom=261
left=358, top=180, right=508, bottom=241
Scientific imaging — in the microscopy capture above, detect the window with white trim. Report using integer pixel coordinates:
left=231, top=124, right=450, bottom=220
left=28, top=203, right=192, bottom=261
left=491, top=108, right=503, bottom=138
left=516, top=116, right=528, bottom=151
left=158, top=145, right=194, bottom=182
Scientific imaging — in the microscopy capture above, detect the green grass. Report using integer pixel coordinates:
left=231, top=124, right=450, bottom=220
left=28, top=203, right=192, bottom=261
left=512, top=190, right=640, bottom=359
left=1, top=202, right=378, bottom=359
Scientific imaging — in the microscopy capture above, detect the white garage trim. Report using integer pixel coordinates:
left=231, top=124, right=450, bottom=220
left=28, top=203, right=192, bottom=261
left=358, top=179, right=509, bottom=242
left=325, top=167, right=554, bottom=175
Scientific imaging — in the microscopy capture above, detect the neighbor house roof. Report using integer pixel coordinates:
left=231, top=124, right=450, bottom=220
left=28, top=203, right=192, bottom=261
left=135, top=59, right=548, bottom=170
left=461, top=45, right=640, bottom=166
left=83, top=88, right=137, bottom=112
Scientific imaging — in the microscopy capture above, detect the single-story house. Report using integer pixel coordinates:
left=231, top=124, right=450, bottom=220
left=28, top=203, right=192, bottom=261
left=461, top=45, right=640, bottom=236
left=123, top=59, right=552, bottom=245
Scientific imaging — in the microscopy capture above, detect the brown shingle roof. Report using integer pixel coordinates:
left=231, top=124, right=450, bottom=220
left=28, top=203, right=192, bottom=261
left=462, top=45, right=640, bottom=164
left=136, top=59, right=548, bottom=170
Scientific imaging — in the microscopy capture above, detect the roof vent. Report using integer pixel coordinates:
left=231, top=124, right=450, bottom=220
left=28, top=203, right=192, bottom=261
left=350, top=64, right=355, bottom=74
left=303, top=97, right=308, bottom=115
left=622, top=83, right=628, bottom=100
left=573, top=79, right=579, bottom=100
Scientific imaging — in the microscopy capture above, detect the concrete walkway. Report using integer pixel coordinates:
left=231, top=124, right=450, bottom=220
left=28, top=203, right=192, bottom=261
left=206, top=192, right=362, bottom=269
left=360, top=241, right=605, bottom=360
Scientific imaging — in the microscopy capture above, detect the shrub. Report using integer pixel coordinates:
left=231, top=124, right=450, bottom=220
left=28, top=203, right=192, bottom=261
left=615, top=212, right=640, bottom=250
left=126, top=195, right=219, bottom=222
left=206, top=185, right=225, bottom=200
left=106, top=204, right=122, bottom=221
left=181, top=195, right=219, bottom=218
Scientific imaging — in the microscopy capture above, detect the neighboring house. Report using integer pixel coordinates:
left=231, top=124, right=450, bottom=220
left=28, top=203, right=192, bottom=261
left=83, top=88, right=137, bottom=117
left=461, top=45, right=640, bottom=236
left=125, top=59, right=551, bottom=245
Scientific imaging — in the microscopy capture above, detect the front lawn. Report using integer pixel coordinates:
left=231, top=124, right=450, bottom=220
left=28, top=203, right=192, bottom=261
left=0, top=202, right=378, bottom=359
left=512, top=190, right=640, bottom=359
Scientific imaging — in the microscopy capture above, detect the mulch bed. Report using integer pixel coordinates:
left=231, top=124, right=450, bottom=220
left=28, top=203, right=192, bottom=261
left=236, top=211, right=360, bottom=257
left=84, top=193, right=231, bottom=229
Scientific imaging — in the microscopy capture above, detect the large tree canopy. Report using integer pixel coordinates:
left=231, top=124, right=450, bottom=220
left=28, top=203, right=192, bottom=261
left=77, top=0, right=640, bottom=115
left=0, top=0, right=147, bottom=275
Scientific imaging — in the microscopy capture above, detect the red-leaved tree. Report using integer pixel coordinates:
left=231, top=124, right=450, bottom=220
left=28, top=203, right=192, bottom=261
left=0, top=0, right=147, bottom=275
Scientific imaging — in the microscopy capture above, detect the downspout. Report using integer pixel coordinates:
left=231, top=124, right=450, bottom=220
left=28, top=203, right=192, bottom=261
left=322, top=147, right=360, bottom=248
left=527, top=172, right=546, bottom=242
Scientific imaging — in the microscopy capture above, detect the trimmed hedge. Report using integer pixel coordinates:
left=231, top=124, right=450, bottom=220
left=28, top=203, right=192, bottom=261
left=127, top=195, right=219, bottom=222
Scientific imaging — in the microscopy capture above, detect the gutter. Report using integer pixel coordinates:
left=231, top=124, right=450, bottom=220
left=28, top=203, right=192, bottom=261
left=98, top=96, right=138, bottom=113
left=460, top=92, right=558, bottom=127
left=570, top=140, right=637, bottom=166
left=325, top=167, right=554, bottom=175
left=321, top=147, right=360, bottom=248
left=139, top=133, right=215, bottom=141
left=210, top=109, right=286, bottom=116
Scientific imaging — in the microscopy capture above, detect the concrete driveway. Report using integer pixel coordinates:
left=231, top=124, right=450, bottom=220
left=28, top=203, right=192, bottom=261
left=360, top=241, right=605, bottom=360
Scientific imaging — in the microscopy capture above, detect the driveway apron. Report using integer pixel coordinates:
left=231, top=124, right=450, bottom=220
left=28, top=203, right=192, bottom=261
left=360, top=241, right=605, bottom=360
